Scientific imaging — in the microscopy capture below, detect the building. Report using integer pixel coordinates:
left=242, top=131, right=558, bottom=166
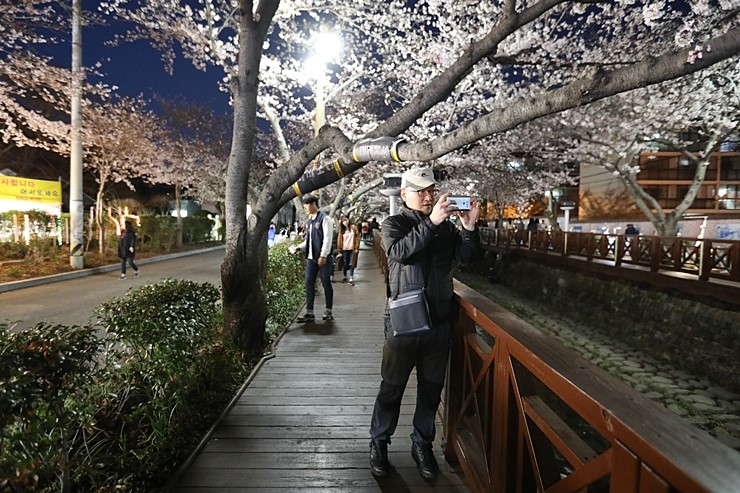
left=637, top=149, right=740, bottom=213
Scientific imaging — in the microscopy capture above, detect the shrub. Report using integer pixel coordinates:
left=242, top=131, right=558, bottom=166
left=0, top=243, right=305, bottom=491
left=265, top=242, right=305, bottom=339
left=0, top=323, right=102, bottom=492
left=88, top=280, right=226, bottom=487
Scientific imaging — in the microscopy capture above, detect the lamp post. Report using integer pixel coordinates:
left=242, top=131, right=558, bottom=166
left=560, top=201, right=576, bottom=232
left=379, top=173, right=402, bottom=216
left=560, top=200, right=576, bottom=253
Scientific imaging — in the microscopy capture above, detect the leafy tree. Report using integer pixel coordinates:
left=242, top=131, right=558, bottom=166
left=151, top=100, right=232, bottom=245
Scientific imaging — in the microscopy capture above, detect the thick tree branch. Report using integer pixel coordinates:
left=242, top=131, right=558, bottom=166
left=370, top=0, right=567, bottom=138
left=395, top=27, right=740, bottom=161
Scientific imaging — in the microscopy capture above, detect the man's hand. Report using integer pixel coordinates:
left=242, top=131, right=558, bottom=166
left=458, top=201, right=481, bottom=231
left=430, top=193, right=456, bottom=226
left=430, top=193, right=480, bottom=230
left=317, top=256, right=327, bottom=266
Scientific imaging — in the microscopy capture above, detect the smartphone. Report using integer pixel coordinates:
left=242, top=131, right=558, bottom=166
left=448, top=196, right=471, bottom=211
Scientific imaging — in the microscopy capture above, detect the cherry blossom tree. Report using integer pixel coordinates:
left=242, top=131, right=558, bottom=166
left=561, top=58, right=740, bottom=236
left=81, top=96, right=164, bottom=253
left=150, top=101, right=232, bottom=245
left=98, top=0, right=740, bottom=351
left=0, top=2, right=113, bottom=155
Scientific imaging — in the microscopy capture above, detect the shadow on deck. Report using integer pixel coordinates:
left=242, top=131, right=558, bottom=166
left=169, top=243, right=470, bottom=492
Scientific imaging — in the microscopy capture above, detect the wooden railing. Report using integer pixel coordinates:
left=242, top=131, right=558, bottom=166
left=371, top=230, right=740, bottom=492
left=443, top=281, right=740, bottom=492
left=480, top=228, right=740, bottom=284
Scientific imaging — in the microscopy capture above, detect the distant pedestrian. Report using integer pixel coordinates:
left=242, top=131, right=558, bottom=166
left=625, top=224, right=639, bottom=236
left=337, top=217, right=360, bottom=285
left=289, top=195, right=334, bottom=322
left=267, top=222, right=276, bottom=247
left=118, top=221, right=140, bottom=280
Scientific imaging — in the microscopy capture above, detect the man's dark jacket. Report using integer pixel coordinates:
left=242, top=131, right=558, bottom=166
left=381, top=205, right=480, bottom=323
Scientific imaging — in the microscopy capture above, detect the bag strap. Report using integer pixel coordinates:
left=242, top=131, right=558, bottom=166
left=392, top=249, right=430, bottom=300
left=385, top=213, right=431, bottom=300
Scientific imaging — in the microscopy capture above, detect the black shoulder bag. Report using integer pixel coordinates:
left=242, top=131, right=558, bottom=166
left=387, top=256, right=432, bottom=337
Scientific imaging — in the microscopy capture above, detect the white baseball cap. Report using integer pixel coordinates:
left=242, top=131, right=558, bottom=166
left=401, top=168, right=438, bottom=191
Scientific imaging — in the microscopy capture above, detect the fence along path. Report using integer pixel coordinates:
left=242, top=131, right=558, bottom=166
left=171, top=243, right=470, bottom=492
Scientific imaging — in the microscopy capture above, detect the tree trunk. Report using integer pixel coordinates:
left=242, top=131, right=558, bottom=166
left=222, top=226, right=268, bottom=353
left=221, top=1, right=280, bottom=353
left=654, top=216, right=679, bottom=238
left=175, top=180, right=183, bottom=247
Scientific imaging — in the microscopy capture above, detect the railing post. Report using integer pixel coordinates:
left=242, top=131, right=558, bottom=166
left=699, top=239, right=712, bottom=281
left=731, top=241, right=740, bottom=280
left=443, top=304, right=469, bottom=464
left=587, top=233, right=595, bottom=261
left=673, top=238, right=683, bottom=271
left=650, top=236, right=662, bottom=272
left=615, top=235, right=625, bottom=266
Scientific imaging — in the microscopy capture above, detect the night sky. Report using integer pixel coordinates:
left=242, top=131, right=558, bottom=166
left=37, top=17, right=232, bottom=116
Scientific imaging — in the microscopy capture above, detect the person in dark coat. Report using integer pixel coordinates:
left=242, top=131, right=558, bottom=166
left=118, top=221, right=140, bottom=279
left=368, top=167, right=481, bottom=479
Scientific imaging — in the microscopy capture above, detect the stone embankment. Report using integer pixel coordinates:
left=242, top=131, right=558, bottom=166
left=459, top=275, right=740, bottom=451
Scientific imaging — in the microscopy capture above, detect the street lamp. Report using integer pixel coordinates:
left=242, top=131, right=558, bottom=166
left=560, top=201, right=576, bottom=232
left=304, top=30, right=342, bottom=138
left=379, top=173, right=402, bottom=216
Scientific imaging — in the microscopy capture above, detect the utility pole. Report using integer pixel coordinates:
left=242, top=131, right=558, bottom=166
left=69, top=0, right=84, bottom=269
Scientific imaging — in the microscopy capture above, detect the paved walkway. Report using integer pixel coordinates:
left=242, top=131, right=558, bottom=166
left=169, top=244, right=470, bottom=492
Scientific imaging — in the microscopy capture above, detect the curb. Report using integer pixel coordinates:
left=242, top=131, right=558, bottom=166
left=0, top=246, right=225, bottom=294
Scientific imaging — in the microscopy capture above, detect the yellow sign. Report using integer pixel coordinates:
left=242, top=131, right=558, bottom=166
left=0, top=176, right=62, bottom=205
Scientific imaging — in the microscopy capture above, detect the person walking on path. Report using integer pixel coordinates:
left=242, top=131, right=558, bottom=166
left=368, top=167, right=481, bottom=479
left=289, top=195, right=335, bottom=322
left=337, top=217, right=360, bottom=285
left=118, top=221, right=140, bottom=280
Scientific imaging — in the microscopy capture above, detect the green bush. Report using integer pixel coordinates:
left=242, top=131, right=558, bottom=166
left=0, top=241, right=28, bottom=260
left=181, top=215, right=213, bottom=244
left=0, top=323, right=102, bottom=492
left=0, top=243, right=305, bottom=491
left=139, top=215, right=177, bottom=253
left=265, top=242, right=305, bottom=339
left=86, top=280, right=224, bottom=487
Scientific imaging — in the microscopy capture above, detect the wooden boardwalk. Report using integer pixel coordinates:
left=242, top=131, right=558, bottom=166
left=171, top=244, right=470, bottom=492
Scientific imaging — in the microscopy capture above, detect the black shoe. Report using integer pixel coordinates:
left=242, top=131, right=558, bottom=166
left=411, top=442, right=438, bottom=479
left=297, top=313, right=315, bottom=323
left=369, top=440, right=390, bottom=477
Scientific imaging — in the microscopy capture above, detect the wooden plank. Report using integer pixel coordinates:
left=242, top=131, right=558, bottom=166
left=177, top=466, right=466, bottom=488
left=610, top=441, right=639, bottom=493
left=210, top=424, right=417, bottom=440
left=639, top=463, right=670, bottom=493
